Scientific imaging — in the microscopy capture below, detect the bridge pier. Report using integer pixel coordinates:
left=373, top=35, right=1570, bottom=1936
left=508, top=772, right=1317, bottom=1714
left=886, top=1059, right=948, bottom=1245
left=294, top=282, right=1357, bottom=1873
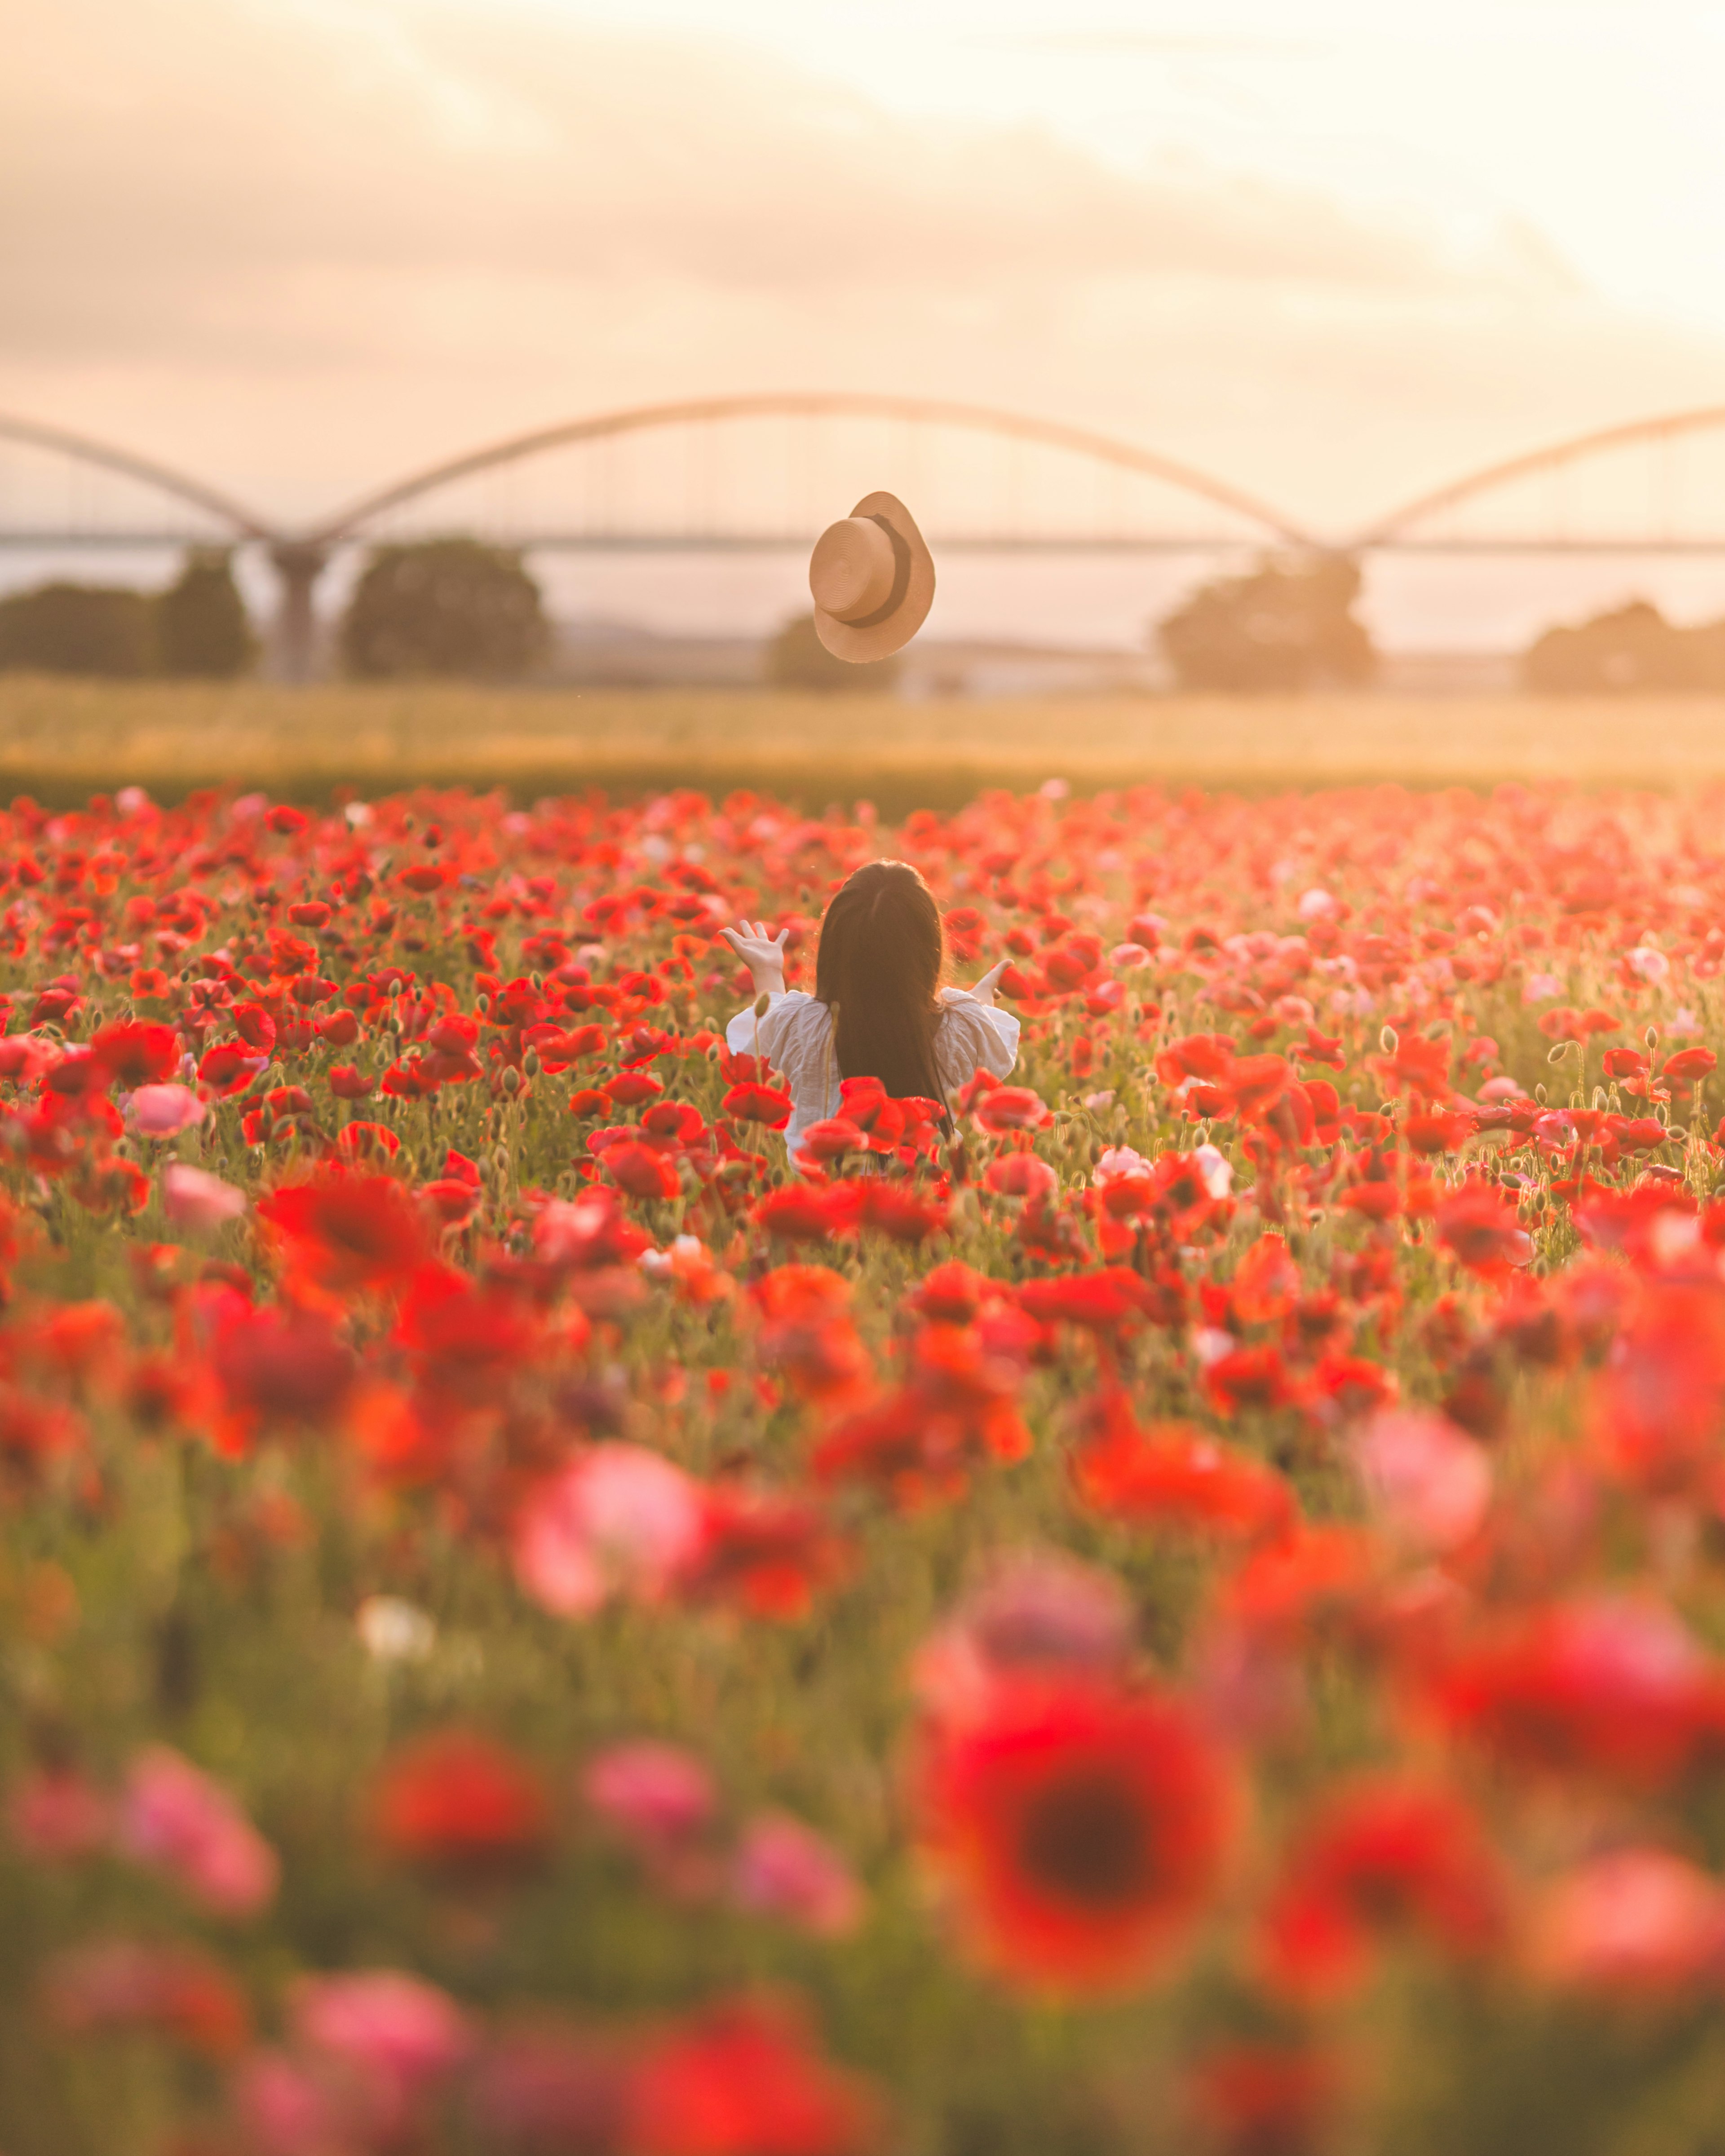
left=265, top=542, right=330, bottom=683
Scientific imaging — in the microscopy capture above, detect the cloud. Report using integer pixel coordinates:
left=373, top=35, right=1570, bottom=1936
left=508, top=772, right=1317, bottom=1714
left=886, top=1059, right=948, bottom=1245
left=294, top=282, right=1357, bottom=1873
left=0, top=0, right=1721, bottom=544
left=0, top=0, right=1557, bottom=371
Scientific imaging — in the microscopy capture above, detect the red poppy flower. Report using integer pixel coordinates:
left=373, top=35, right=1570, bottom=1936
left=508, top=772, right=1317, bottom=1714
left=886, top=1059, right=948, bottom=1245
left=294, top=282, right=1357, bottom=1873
left=43, top=1938, right=251, bottom=2057
left=1256, top=1775, right=1507, bottom=2003
left=370, top=1727, right=554, bottom=1878
left=1072, top=1392, right=1292, bottom=1542
left=1433, top=1181, right=1532, bottom=1279
left=723, top=1082, right=794, bottom=1129
left=913, top=1676, right=1235, bottom=1992
left=1185, top=2041, right=1338, bottom=2156
left=752, top=1188, right=837, bottom=1242
left=679, top=1484, right=849, bottom=1620
left=972, top=1086, right=1051, bottom=1135
left=1424, top=1596, right=1725, bottom=1789
left=257, top=1170, right=428, bottom=1293
left=606, top=1070, right=664, bottom=1108
left=605, top=1141, right=682, bottom=1202
left=88, top=1020, right=181, bottom=1090
left=631, top=1997, right=878, bottom=2156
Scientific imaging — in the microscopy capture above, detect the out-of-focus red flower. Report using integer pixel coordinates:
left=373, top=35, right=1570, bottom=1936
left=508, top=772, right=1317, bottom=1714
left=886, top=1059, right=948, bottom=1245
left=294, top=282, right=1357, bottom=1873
left=1072, top=1391, right=1293, bottom=1542
left=751, top=1265, right=871, bottom=1405
left=7, top=1764, right=111, bottom=1861
left=42, top=1937, right=251, bottom=2055
left=371, top=1728, right=554, bottom=1879
left=1256, top=1775, right=1507, bottom=2003
left=1424, top=1596, right=1725, bottom=1789
left=972, top=1085, right=1051, bottom=1135
left=1433, top=1180, right=1532, bottom=1279
left=1588, top=1280, right=1725, bottom=1494
left=211, top=1304, right=355, bottom=1448
left=630, top=1996, right=878, bottom=2156
left=604, top=1140, right=682, bottom=1202
left=681, top=1482, right=849, bottom=1620
left=912, top=1676, right=1235, bottom=1993
left=257, top=1169, right=429, bottom=1294
left=1185, top=2040, right=1339, bottom=2156
left=1218, top=1523, right=1382, bottom=1649
left=88, top=1019, right=181, bottom=1089
left=983, top=1152, right=1057, bottom=1199
left=468, top=2020, right=632, bottom=2156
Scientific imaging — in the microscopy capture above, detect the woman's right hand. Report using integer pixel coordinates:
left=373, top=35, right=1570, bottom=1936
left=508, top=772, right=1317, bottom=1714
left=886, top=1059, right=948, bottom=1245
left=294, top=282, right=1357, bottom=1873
left=719, top=921, right=789, bottom=989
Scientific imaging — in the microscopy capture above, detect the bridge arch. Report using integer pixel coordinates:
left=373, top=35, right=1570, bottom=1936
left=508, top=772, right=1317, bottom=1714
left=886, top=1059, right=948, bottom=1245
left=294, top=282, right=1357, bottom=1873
left=1355, top=404, right=1725, bottom=551
left=0, top=413, right=273, bottom=544
left=310, top=391, right=1312, bottom=551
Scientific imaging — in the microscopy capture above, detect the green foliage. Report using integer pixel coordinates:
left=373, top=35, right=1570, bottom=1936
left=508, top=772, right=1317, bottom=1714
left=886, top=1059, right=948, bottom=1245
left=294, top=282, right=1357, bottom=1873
left=765, top=613, right=904, bottom=695
left=1156, top=554, right=1377, bottom=694
left=0, top=583, right=157, bottom=677
left=338, top=539, right=550, bottom=681
left=154, top=550, right=257, bottom=680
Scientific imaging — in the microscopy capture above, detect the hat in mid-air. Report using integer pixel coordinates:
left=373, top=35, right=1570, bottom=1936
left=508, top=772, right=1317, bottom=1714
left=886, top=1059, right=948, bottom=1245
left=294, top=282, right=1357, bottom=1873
left=807, top=491, right=935, bottom=662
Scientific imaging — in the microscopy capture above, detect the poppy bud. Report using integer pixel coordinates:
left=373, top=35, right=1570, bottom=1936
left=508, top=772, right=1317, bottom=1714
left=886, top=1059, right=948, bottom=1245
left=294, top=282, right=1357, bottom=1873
left=502, top=1066, right=522, bottom=1096
left=531, top=972, right=544, bottom=990
left=753, top=993, right=771, bottom=1018
left=1535, top=1083, right=1547, bottom=1105
left=1380, top=1025, right=1398, bottom=1054
left=524, top=1050, right=542, bottom=1078
left=1645, top=1025, right=1660, bottom=1050
left=1546, top=1041, right=1573, bottom=1065
left=476, top=995, right=491, bottom=1016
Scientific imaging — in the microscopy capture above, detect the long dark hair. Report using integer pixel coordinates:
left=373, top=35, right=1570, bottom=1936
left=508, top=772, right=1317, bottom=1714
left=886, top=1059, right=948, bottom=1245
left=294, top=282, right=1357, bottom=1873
left=814, top=860, right=948, bottom=1105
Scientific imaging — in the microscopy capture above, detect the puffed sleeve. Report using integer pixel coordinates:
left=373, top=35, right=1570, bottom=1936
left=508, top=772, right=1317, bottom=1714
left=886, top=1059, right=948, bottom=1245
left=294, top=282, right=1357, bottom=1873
left=724, top=990, right=818, bottom=1067
left=933, top=996, right=1021, bottom=1096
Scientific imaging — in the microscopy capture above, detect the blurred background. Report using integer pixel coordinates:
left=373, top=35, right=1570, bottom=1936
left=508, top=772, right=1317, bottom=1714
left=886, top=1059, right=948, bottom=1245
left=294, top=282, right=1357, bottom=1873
left=8, top=0, right=1725, bottom=705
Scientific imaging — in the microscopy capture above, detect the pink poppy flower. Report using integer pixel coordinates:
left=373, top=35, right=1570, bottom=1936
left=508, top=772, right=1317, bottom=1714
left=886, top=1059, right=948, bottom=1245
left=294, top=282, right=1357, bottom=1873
left=115, top=1745, right=279, bottom=1917
left=128, top=1083, right=207, bottom=1138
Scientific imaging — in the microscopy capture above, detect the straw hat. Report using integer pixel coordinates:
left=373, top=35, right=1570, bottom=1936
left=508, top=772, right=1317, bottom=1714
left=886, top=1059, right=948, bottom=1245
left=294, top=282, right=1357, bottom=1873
left=808, top=491, right=935, bottom=662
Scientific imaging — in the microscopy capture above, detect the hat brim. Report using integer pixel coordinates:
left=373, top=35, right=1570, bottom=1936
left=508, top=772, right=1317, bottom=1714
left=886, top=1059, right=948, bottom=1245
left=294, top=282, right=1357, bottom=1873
left=811, top=491, right=936, bottom=663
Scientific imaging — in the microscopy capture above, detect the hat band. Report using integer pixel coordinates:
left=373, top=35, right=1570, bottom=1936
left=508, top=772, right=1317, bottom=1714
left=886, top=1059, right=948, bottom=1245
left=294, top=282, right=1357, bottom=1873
left=841, top=516, right=912, bottom=630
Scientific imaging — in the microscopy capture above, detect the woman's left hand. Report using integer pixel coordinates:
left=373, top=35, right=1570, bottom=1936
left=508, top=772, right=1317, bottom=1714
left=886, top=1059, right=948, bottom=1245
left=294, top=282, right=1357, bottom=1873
left=956, top=960, right=1009, bottom=1007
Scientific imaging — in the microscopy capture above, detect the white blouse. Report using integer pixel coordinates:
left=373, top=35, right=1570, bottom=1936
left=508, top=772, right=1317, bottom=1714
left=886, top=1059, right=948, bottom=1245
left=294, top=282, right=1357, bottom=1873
left=724, top=989, right=1022, bottom=1151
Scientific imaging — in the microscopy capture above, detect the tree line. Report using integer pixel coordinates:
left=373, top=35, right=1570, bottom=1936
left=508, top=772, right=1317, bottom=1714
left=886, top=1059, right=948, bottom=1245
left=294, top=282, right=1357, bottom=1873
left=4, top=539, right=1723, bottom=692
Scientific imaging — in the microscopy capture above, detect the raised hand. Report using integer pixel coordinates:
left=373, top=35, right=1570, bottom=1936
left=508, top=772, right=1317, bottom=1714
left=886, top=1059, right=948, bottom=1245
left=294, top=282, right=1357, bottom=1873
left=950, top=959, right=1009, bottom=1007
left=719, top=919, right=789, bottom=990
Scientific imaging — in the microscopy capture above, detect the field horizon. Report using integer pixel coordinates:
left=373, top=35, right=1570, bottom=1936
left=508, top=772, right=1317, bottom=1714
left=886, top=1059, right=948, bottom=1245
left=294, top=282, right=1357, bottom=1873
left=0, top=676, right=1721, bottom=812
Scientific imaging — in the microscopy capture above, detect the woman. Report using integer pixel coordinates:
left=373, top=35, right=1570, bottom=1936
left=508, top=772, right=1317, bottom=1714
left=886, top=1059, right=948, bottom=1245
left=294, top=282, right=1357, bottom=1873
left=720, top=859, right=1019, bottom=1153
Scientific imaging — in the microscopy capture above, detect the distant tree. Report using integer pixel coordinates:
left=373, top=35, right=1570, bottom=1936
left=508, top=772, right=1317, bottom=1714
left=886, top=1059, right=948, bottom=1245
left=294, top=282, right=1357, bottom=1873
left=1521, top=598, right=1725, bottom=693
left=765, top=612, right=903, bottom=694
left=339, top=539, right=549, bottom=680
left=154, top=549, right=257, bottom=679
left=0, top=582, right=156, bottom=676
left=1156, top=553, right=1377, bottom=693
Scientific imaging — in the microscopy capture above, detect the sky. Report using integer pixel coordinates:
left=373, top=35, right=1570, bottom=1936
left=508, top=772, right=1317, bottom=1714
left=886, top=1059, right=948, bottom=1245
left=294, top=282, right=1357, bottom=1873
left=6, top=0, right=1725, bottom=646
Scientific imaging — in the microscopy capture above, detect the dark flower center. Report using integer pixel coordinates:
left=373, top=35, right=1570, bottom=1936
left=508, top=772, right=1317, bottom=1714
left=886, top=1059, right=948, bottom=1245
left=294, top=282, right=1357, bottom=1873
left=1017, top=1768, right=1152, bottom=1907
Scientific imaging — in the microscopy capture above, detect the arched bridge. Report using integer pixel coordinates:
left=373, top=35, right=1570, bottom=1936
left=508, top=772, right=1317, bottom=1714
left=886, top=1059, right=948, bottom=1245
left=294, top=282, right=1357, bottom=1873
left=11, top=392, right=1725, bottom=677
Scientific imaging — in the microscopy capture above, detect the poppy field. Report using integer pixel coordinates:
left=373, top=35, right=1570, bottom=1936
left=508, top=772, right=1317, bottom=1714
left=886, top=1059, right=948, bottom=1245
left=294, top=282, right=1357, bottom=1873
left=9, top=775, right=1725, bottom=2156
